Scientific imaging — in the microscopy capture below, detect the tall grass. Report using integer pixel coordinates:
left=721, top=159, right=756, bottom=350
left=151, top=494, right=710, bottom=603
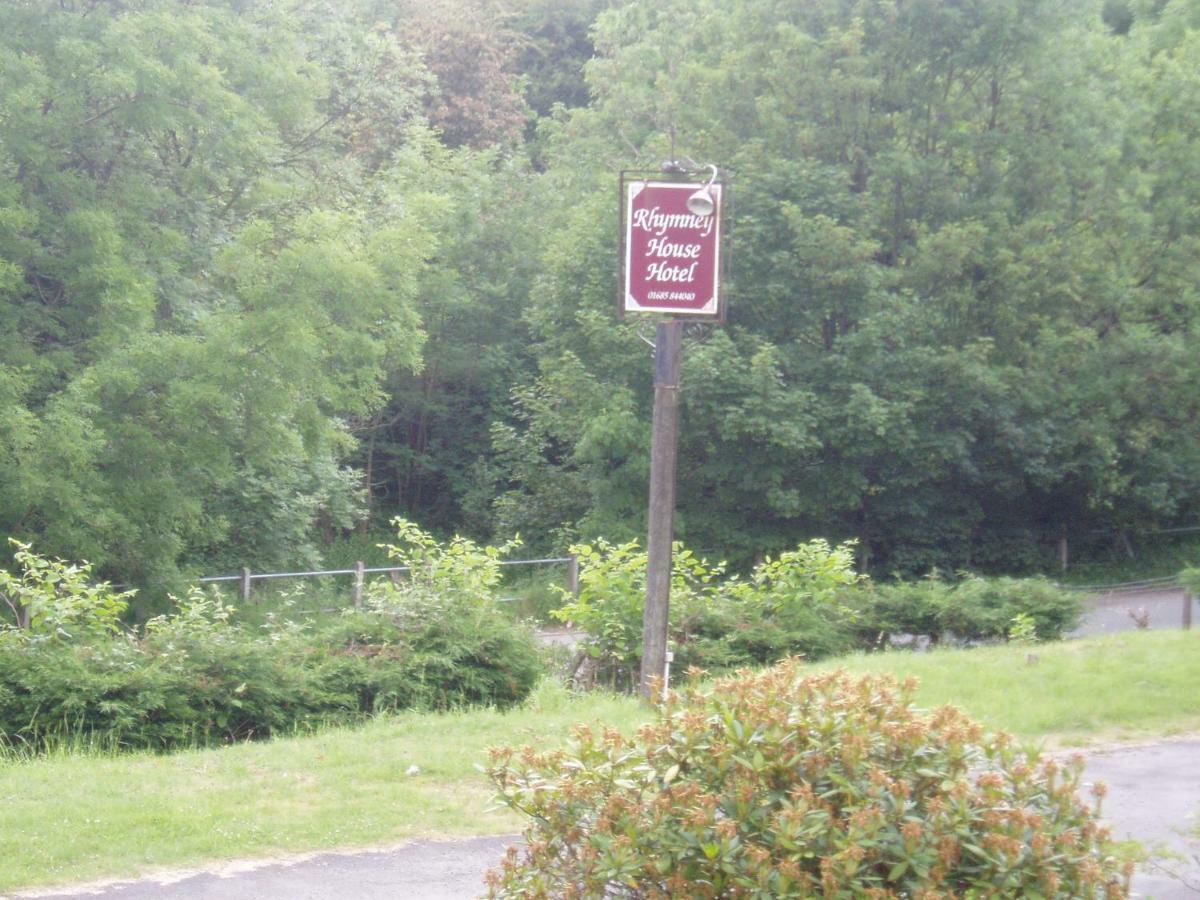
left=0, top=723, right=127, bottom=764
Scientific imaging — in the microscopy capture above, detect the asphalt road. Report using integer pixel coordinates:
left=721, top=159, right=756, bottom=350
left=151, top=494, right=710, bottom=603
left=1072, top=586, right=1196, bottom=637
left=12, top=835, right=517, bottom=900
left=1084, top=739, right=1200, bottom=898
left=15, top=739, right=1200, bottom=900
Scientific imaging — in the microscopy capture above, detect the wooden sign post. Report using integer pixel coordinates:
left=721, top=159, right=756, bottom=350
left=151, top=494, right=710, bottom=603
left=641, top=319, right=683, bottom=698
left=619, top=167, right=724, bottom=698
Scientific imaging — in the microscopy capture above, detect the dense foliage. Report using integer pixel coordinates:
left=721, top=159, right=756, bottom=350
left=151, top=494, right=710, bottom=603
left=856, top=576, right=1084, bottom=647
left=0, top=605, right=540, bottom=752
left=1, top=0, right=1199, bottom=590
left=487, top=661, right=1130, bottom=897
left=556, top=540, right=1082, bottom=685
left=491, top=0, right=1200, bottom=574
left=0, top=538, right=541, bottom=752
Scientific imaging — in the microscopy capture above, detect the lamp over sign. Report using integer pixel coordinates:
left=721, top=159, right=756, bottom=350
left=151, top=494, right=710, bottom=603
left=685, top=164, right=719, bottom=216
left=686, top=186, right=715, bottom=216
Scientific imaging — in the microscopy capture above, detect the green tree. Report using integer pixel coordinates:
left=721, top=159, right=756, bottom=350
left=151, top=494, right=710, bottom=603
left=494, top=0, right=1200, bottom=574
left=0, top=0, right=434, bottom=593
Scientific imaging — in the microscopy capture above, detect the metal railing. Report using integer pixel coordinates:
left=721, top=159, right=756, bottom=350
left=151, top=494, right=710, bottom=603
left=198, top=556, right=579, bottom=607
left=1061, top=574, right=1181, bottom=593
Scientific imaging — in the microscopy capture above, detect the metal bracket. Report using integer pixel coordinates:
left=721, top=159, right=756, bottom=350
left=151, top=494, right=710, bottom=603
left=638, top=322, right=712, bottom=352
left=683, top=322, right=713, bottom=348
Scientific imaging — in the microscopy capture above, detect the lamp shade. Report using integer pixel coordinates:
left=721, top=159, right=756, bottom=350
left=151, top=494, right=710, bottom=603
left=686, top=186, right=715, bottom=216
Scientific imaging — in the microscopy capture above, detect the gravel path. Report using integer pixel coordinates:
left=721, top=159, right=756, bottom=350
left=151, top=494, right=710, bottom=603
left=13, top=738, right=1200, bottom=900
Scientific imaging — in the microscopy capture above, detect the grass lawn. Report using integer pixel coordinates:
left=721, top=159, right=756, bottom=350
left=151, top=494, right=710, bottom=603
left=814, top=629, right=1200, bottom=746
left=1, top=629, right=1197, bottom=892
left=0, top=683, right=643, bottom=892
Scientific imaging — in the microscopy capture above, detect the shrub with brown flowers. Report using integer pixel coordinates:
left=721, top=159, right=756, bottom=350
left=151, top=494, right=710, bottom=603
left=486, top=661, right=1130, bottom=898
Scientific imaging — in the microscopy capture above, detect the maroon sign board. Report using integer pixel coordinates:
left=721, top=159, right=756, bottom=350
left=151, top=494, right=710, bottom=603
left=622, top=179, right=723, bottom=319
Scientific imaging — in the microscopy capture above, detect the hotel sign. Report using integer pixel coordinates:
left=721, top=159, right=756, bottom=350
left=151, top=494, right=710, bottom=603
left=622, top=180, right=723, bottom=319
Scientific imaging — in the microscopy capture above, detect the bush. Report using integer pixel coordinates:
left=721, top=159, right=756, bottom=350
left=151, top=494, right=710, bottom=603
left=0, top=540, right=135, bottom=644
left=0, top=631, right=310, bottom=749
left=853, top=574, right=1083, bottom=645
left=0, top=600, right=543, bottom=752
left=552, top=540, right=729, bottom=687
left=706, top=540, right=863, bottom=667
left=682, top=597, right=859, bottom=671
left=552, top=539, right=654, bottom=673
left=555, top=539, right=862, bottom=684
left=305, top=601, right=542, bottom=713
left=487, top=661, right=1131, bottom=898
left=376, top=516, right=522, bottom=604
left=554, top=540, right=1084, bottom=679
left=334, top=518, right=542, bottom=709
left=0, top=531, right=544, bottom=753
left=849, top=577, right=953, bottom=647
left=725, top=539, right=862, bottom=611
left=939, top=576, right=1083, bottom=643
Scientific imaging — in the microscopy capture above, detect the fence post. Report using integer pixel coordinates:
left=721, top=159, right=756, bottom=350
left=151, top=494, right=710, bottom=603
left=1184, top=589, right=1193, bottom=631
left=240, top=567, right=252, bottom=604
left=566, top=554, right=580, bottom=598
left=353, top=560, right=365, bottom=609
